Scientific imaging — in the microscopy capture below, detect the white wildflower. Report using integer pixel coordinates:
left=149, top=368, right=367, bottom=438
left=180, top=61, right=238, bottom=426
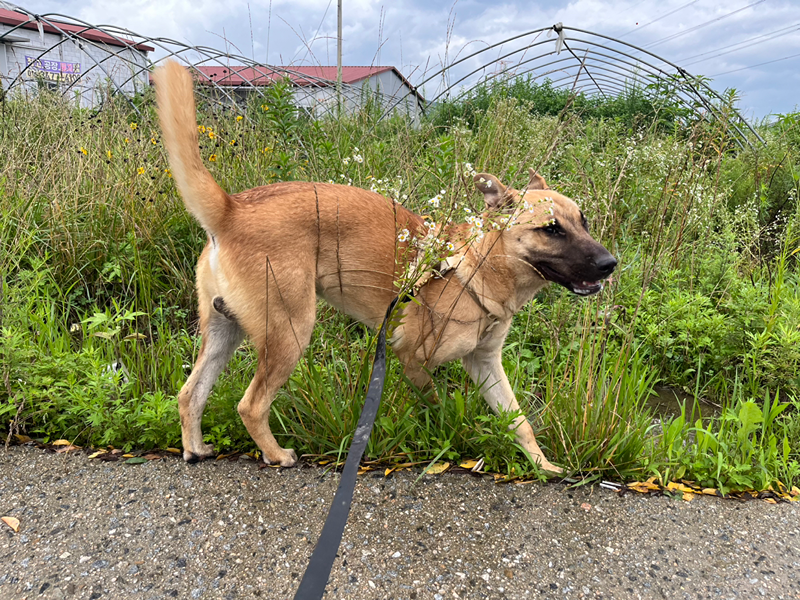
left=342, top=157, right=350, bottom=165
left=428, top=194, right=441, bottom=208
left=397, top=229, right=410, bottom=242
left=465, top=216, right=483, bottom=228
left=485, top=180, right=492, bottom=188
left=353, top=154, right=363, bottom=164
left=445, top=241, right=455, bottom=252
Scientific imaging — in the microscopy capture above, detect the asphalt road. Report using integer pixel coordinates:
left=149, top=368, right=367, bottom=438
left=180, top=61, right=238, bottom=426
left=1, top=445, right=799, bottom=600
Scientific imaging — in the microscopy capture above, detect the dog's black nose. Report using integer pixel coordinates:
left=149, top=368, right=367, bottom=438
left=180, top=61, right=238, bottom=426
left=595, top=254, right=617, bottom=276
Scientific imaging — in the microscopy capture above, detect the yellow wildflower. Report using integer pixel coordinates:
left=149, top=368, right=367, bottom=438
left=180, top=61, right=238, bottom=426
left=130, top=122, right=138, bottom=131
left=236, top=115, right=243, bottom=121
left=229, top=139, right=236, bottom=146
left=261, top=104, right=269, bottom=111
left=261, top=146, right=271, bottom=154
left=107, top=150, right=112, bottom=159
left=137, top=167, right=145, bottom=175
left=209, top=154, right=217, bottom=162
left=198, top=125, right=206, bottom=133
left=124, top=137, right=130, bottom=144
left=150, top=138, right=157, bottom=145
left=164, top=168, right=172, bottom=177
left=79, top=147, right=88, bottom=155
left=208, top=131, right=216, bottom=140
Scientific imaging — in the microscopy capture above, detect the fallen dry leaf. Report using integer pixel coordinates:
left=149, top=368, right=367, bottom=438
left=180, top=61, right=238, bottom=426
left=384, top=467, right=395, bottom=477
left=627, top=483, right=653, bottom=494
left=88, top=451, right=105, bottom=459
left=425, top=462, right=450, bottom=475
left=1, top=516, right=20, bottom=532
left=763, top=498, right=778, bottom=505
left=166, top=448, right=181, bottom=454
left=122, top=453, right=135, bottom=458
left=13, top=434, right=32, bottom=444
left=51, top=439, right=75, bottom=447
left=55, top=445, right=80, bottom=453
left=666, top=481, right=695, bottom=495
left=580, top=503, right=592, bottom=511
left=682, top=492, right=696, bottom=502
left=459, top=459, right=479, bottom=470
left=143, top=454, right=161, bottom=461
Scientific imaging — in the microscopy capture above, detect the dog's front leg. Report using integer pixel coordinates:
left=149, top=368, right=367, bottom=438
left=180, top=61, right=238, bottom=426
left=462, top=346, right=562, bottom=474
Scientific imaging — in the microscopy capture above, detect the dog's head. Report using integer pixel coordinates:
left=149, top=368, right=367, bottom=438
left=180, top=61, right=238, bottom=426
left=474, top=169, right=616, bottom=296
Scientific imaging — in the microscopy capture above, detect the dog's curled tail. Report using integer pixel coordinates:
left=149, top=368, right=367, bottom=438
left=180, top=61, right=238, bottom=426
left=153, top=60, right=230, bottom=235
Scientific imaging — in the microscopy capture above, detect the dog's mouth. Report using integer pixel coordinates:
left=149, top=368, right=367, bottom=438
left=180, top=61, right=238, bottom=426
left=534, top=263, right=606, bottom=297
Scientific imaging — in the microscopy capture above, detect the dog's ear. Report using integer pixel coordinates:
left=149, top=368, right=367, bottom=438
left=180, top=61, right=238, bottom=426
left=527, top=168, right=550, bottom=191
left=474, top=173, right=511, bottom=209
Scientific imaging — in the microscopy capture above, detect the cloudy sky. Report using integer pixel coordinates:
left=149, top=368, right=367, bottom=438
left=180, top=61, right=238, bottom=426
left=15, top=0, right=800, bottom=118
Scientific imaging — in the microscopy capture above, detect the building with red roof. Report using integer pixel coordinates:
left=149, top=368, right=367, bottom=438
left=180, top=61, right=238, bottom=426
left=0, top=7, right=152, bottom=105
left=194, top=64, right=425, bottom=121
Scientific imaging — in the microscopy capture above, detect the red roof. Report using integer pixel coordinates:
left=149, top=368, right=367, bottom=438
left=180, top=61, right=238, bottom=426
left=0, top=9, right=154, bottom=52
left=194, top=65, right=423, bottom=100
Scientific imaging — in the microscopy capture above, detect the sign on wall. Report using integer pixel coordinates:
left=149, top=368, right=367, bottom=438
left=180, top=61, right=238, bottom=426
left=24, top=56, right=81, bottom=84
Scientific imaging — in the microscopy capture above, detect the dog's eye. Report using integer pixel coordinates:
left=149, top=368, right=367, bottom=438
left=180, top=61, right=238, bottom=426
left=541, top=221, right=563, bottom=236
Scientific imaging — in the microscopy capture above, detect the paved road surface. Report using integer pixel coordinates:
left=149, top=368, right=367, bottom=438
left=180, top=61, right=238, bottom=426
left=1, top=445, right=799, bottom=599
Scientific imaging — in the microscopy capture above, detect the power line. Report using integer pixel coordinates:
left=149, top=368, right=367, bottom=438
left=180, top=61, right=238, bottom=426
left=710, top=51, right=800, bottom=76
left=645, top=0, right=766, bottom=49
left=675, top=21, right=800, bottom=65
left=618, top=0, right=699, bottom=38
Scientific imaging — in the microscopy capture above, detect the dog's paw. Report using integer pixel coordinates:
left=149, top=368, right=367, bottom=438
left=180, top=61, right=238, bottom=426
left=264, top=448, right=298, bottom=468
left=537, top=460, right=563, bottom=476
left=183, top=443, right=215, bottom=463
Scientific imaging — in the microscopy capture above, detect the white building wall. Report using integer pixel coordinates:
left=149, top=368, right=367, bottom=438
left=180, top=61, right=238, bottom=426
left=362, top=71, right=423, bottom=121
left=289, top=73, right=422, bottom=121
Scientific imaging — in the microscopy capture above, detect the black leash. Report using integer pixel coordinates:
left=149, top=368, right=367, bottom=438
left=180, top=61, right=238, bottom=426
left=292, top=297, right=399, bottom=600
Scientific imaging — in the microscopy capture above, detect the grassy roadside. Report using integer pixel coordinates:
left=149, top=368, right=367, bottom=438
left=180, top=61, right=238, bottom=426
left=1, top=81, right=800, bottom=494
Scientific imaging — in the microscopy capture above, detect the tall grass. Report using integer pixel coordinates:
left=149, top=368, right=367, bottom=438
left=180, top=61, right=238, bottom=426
left=2, top=79, right=800, bottom=489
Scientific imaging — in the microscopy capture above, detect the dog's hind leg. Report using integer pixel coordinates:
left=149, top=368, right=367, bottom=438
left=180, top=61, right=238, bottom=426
left=237, top=293, right=316, bottom=468
left=178, top=299, right=244, bottom=463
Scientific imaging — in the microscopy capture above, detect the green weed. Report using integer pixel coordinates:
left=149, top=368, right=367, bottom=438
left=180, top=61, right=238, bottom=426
left=1, top=78, right=800, bottom=489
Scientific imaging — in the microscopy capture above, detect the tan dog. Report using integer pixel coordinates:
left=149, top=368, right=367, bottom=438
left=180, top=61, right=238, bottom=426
left=153, top=60, right=616, bottom=474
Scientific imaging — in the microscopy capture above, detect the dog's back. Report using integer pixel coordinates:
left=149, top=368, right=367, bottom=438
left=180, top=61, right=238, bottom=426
left=153, top=60, right=421, bottom=331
